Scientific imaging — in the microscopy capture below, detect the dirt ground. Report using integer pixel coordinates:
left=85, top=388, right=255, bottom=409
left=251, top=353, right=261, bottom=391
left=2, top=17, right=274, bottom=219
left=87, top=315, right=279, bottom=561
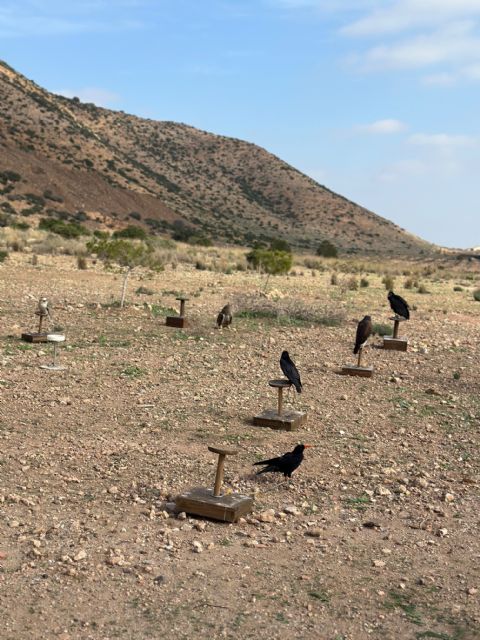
left=0, top=254, right=479, bottom=640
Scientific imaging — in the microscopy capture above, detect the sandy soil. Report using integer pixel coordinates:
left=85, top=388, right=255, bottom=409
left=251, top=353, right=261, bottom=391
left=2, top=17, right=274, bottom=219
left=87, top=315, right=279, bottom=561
left=0, top=254, right=479, bottom=640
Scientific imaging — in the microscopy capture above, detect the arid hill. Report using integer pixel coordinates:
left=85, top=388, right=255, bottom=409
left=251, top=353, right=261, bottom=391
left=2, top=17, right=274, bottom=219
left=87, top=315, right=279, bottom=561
left=0, top=60, right=434, bottom=255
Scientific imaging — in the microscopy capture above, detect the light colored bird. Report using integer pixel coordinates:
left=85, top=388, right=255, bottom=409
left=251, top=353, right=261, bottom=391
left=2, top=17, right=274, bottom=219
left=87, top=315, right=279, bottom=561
left=37, top=297, right=51, bottom=317
left=216, top=303, right=232, bottom=328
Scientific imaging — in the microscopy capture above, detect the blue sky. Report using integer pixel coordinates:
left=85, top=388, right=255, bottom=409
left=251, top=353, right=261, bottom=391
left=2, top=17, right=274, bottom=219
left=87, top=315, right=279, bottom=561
left=1, top=0, right=479, bottom=249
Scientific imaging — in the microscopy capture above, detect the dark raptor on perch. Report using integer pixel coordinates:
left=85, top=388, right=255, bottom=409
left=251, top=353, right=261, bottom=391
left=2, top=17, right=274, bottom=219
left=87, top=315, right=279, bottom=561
left=216, top=303, right=232, bottom=328
left=353, top=315, right=372, bottom=355
left=280, top=350, right=302, bottom=393
left=254, top=444, right=311, bottom=478
left=388, top=291, right=410, bottom=320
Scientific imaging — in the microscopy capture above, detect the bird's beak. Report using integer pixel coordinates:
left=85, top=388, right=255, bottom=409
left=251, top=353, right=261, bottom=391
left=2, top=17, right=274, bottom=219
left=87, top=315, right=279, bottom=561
left=303, top=445, right=313, bottom=448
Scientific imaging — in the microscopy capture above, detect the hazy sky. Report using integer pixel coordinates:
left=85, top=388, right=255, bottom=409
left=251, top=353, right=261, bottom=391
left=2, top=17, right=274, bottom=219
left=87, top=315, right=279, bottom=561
left=1, top=0, right=479, bottom=248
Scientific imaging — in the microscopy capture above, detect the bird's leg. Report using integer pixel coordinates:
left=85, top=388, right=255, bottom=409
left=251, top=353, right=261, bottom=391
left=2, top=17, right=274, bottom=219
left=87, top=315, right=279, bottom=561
left=357, top=347, right=363, bottom=368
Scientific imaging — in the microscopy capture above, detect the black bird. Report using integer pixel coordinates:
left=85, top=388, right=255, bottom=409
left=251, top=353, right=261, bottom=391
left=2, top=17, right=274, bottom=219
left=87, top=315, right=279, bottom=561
left=353, top=315, right=372, bottom=354
left=388, top=291, right=410, bottom=320
left=254, top=444, right=311, bottom=478
left=216, top=303, right=232, bottom=328
left=280, top=350, right=302, bottom=393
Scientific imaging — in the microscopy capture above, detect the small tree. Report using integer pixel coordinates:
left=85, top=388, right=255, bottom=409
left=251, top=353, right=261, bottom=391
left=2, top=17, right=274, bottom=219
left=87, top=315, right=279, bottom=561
left=87, top=238, right=163, bottom=308
left=316, top=240, right=338, bottom=258
left=246, top=248, right=292, bottom=289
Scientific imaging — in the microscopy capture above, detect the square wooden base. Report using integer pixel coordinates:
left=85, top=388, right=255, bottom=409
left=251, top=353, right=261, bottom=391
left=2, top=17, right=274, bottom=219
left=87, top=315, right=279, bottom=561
left=383, top=337, right=408, bottom=352
left=253, top=409, right=307, bottom=431
left=21, top=332, right=49, bottom=343
left=165, top=316, right=188, bottom=328
left=175, top=487, right=253, bottom=523
left=341, top=365, right=374, bottom=378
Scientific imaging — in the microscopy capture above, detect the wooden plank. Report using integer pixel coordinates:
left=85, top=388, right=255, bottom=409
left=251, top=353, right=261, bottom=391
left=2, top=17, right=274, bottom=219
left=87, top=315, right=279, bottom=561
left=383, top=337, right=408, bottom=352
left=253, top=409, right=307, bottom=431
left=21, top=332, right=49, bottom=343
left=341, top=365, right=374, bottom=378
left=165, top=316, right=188, bottom=328
left=175, top=487, right=253, bottom=523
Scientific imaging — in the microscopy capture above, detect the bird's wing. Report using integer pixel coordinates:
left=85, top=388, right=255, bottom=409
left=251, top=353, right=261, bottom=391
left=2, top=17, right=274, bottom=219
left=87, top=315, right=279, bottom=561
left=253, top=455, right=282, bottom=467
left=216, top=312, right=224, bottom=326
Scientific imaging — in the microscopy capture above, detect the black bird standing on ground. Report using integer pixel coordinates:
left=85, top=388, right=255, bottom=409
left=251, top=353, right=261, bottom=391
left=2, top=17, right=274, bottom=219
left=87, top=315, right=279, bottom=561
left=353, top=315, right=372, bottom=354
left=388, top=291, right=410, bottom=320
left=280, top=350, right=302, bottom=393
left=216, top=303, right=232, bottom=328
left=254, top=444, right=311, bottom=478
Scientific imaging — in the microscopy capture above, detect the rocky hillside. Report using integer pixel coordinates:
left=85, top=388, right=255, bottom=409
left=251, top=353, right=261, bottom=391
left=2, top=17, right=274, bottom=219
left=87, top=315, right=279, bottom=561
left=0, top=60, right=434, bottom=255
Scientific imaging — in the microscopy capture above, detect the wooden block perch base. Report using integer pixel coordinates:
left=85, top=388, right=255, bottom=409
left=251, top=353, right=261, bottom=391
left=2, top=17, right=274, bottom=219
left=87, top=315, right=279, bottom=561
left=341, top=365, right=374, bottom=378
left=253, top=379, right=307, bottom=431
left=341, top=347, right=373, bottom=378
left=22, top=312, right=49, bottom=342
left=165, top=316, right=188, bottom=328
left=175, top=487, right=253, bottom=523
left=175, top=446, right=253, bottom=523
left=21, top=332, right=49, bottom=343
left=383, top=317, right=408, bottom=351
left=165, top=296, right=189, bottom=329
left=383, top=336, right=408, bottom=352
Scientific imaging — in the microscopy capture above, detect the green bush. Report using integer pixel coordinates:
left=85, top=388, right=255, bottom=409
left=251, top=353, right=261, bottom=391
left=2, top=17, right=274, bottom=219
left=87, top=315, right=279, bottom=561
left=77, top=256, right=87, bottom=270
left=316, top=240, right=338, bottom=258
left=360, top=278, right=369, bottom=288
left=39, top=217, right=89, bottom=239
left=372, top=322, right=392, bottom=336
left=246, top=248, right=292, bottom=275
left=382, top=275, right=395, bottom=290
left=113, top=225, right=147, bottom=240
left=473, top=289, right=480, bottom=302
left=453, top=286, right=463, bottom=292
left=0, top=250, right=8, bottom=262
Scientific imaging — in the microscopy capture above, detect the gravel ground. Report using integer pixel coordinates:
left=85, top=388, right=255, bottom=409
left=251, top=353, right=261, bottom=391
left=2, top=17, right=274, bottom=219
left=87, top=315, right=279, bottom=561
left=0, top=254, right=479, bottom=640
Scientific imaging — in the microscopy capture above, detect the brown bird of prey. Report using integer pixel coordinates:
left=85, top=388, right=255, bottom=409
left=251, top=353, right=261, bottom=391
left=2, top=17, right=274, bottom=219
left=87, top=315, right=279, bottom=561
left=353, top=315, right=372, bottom=354
left=216, top=303, right=232, bottom=328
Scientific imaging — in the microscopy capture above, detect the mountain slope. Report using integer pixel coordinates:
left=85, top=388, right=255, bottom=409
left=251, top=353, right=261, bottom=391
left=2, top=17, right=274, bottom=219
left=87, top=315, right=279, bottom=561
left=0, top=60, right=434, bottom=255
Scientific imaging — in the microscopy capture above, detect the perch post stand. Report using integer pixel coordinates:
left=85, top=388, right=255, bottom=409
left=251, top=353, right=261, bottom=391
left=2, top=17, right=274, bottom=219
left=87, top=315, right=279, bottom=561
left=383, top=316, right=408, bottom=352
left=253, top=379, right=307, bottom=431
left=166, top=296, right=189, bottom=328
left=342, top=347, right=373, bottom=378
left=40, top=334, right=66, bottom=371
left=208, top=446, right=237, bottom=497
left=174, top=445, right=253, bottom=523
left=21, top=308, right=50, bottom=343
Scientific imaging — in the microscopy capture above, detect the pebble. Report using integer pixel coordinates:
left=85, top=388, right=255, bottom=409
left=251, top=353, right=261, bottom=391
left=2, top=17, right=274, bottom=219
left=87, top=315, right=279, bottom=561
left=192, top=541, right=203, bottom=553
left=257, top=509, right=275, bottom=523
left=283, top=505, right=301, bottom=516
left=373, top=560, right=386, bottom=568
left=74, top=549, right=87, bottom=562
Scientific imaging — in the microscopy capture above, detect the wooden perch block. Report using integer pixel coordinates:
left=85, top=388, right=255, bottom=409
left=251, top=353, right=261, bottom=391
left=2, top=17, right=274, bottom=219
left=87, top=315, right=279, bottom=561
left=341, top=365, right=374, bottom=378
left=175, top=487, right=253, bottom=523
left=175, top=445, right=252, bottom=523
left=21, top=332, right=49, bottom=343
left=254, top=379, right=307, bottom=430
left=383, top=336, right=408, bottom=352
left=166, top=296, right=189, bottom=328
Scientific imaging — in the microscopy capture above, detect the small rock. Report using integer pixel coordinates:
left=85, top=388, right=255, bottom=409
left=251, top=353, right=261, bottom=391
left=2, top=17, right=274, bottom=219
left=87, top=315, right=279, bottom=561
left=443, top=492, right=454, bottom=503
left=283, top=505, right=301, bottom=516
left=257, top=509, right=275, bottom=523
left=74, top=549, right=87, bottom=562
left=373, top=560, right=386, bottom=568
left=192, top=541, right=203, bottom=554
left=305, top=528, right=322, bottom=538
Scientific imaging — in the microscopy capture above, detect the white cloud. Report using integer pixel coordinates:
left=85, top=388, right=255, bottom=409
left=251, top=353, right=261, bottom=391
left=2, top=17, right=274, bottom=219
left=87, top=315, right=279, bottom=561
left=356, top=118, right=407, bottom=134
left=56, top=87, right=120, bottom=107
left=342, top=0, right=480, bottom=36
left=408, top=133, right=477, bottom=147
left=378, top=158, right=428, bottom=181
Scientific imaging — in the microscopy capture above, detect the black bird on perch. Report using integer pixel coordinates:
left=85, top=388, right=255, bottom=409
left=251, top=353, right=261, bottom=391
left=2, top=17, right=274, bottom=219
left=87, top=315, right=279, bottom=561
left=216, top=303, right=232, bottom=328
left=388, top=291, right=410, bottom=320
left=254, top=444, right=311, bottom=478
left=280, top=350, right=302, bottom=393
left=353, top=315, right=372, bottom=354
